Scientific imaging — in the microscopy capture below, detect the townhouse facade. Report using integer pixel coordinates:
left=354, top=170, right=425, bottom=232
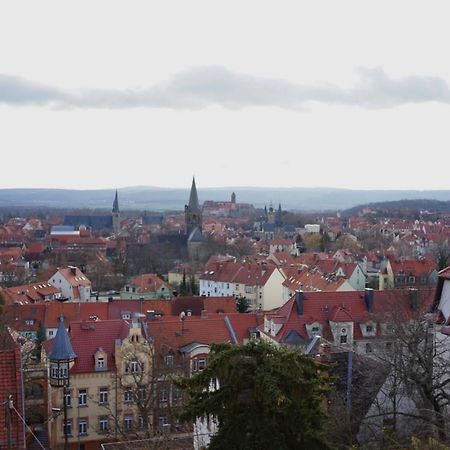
left=49, top=266, right=92, bottom=302
left=45, top=312, right=259, bottom=450
left=199, top=261, right=286, bottom=311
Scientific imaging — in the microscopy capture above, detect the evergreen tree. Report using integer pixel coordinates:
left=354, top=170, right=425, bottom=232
left=189, top=273, right=197, bottom=295
left=236, top=296, right=249, bottom=313
left=180, top=269, right=188, bottom=296
left=176, top=340, right=331, bottom=450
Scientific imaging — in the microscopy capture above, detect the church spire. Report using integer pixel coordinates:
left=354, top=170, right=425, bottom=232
left=112, top=190, right=121, bottom=234
left=188, top=177, right=201, bottom=213
left=112, top=190, right=119, bottom=213
left=185, top=177, right=202, bottom=238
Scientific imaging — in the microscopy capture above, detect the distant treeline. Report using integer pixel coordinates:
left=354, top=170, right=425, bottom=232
left=343, top=199, right=450, bottom=218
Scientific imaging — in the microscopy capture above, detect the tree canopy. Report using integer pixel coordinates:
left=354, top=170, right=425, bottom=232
left=176, top=340, right=331, bottom=450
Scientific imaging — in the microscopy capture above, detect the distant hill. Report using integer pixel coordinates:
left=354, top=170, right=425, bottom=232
left=343, top=199, right=450, bottom=217
left=1, top=187, right=450, bottom=212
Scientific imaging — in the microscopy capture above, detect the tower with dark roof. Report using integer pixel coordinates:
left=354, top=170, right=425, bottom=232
left=185, top=177, right=202, bottom=237
left=275, top=203, right=283, bottom=228
left=112, top=190, right=120, bottom=234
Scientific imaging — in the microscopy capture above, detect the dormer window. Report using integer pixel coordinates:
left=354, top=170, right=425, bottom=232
left=95, top=348, right=107, bottom=371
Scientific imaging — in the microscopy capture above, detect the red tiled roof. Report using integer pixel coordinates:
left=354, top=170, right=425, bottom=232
left=389, top=257, right=437, bottom=277
left=56, top=267, right=92, bottom=287
left=0, top=333, right=25, bottom=448
left=201, top=261, right=277, bottom=286
left=3, top=303, right=46, bottom=333
left=0, top=247, right=23, bottom=262
left=283, top=268, right=347, bottom=292
left=44, top=302, right=109, bottom=328
left=68, top=320, right=130, bottom=373
left=26, top=242, right=46, bottom=254
left=1, top=282, right=61, bottom=305
left=148, top=315, right=234, bottom=350
left=262, top=289, right=435, bottom=344
left=107, top=299, right=172, bottom=319
left=126, top=273, right=173, bottom=294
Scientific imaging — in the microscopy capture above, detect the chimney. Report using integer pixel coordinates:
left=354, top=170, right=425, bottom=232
left=69, top=266, right=77, bottom=276
left=146, top=310, right=155, bottom=321
left=364, top=288, right=374, bottom=313
left=409, top=288, right=418, bottom=310
left=295, top=290, right=304, bottom=315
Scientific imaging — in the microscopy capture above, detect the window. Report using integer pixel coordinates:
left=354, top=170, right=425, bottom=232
left=63, top=420, right=72, bottom=436
left=198, top=358, right=207, bottom=371
left=311, top=326, right=320, bottom=334
left=124, top=416, right=133, bottom=431
left=99, top=417, right=108, bottom=433
left=159, top=416, right=168, bottom=427
left=122, top=313, right=131, bottom=320
left=366, top=325, right=373, bottom=333
left=64, top=391, right=71, bottom=407
left=48, top=330, right=54, bottom=336
left=409, top=276, right=416, bottom=284
left=138, top=387, right=146, bottom=402
left=97, top=357, right=105, bottom=370
left=130, top=360, right=139, bottom=373
left=79, top=419, right=88, bottom=436
left=138, top=416, right=145, bottom=429
left=25, top=319, right=34, bottom=325
left=165, top=354, right=174, bottom=367
left=159, top=389, right=168, bottom=405
left=340, top=335, right=347, bottom=344
left=78, top=389, right=87, bottom=406
left=124, top=389, right=133, bottom=403
left=172, top=386, right=182, bottom=402
left=99, top=388, right=108, bottom=404
left=192, top=359, right=198, bottom=372
left=51, top=365, right=68, bottom=379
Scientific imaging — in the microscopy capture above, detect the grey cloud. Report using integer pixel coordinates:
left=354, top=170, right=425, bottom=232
left=1, top=66, right=450, bottom=110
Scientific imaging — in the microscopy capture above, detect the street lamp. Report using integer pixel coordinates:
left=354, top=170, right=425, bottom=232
left=49, top=317, right=77, bottom=450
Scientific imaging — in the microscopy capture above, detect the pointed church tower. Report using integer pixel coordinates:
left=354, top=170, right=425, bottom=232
left=276, top=203, right=283, bottom=227
left=112, top=190, right=121, bottom=234
left=185, top=177, right=202, bottom=237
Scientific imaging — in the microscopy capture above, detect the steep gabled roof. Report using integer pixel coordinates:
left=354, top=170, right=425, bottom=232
left=48, top=317, right=77, bottom=361
left=187, top=177, right=201, bottom=213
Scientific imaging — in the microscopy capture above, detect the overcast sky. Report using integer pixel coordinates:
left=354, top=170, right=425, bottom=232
left=1, top=1, right=448, bottom=190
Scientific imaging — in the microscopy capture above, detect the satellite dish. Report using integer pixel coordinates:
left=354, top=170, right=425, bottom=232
left=179, top=311, right=186, bottom=321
